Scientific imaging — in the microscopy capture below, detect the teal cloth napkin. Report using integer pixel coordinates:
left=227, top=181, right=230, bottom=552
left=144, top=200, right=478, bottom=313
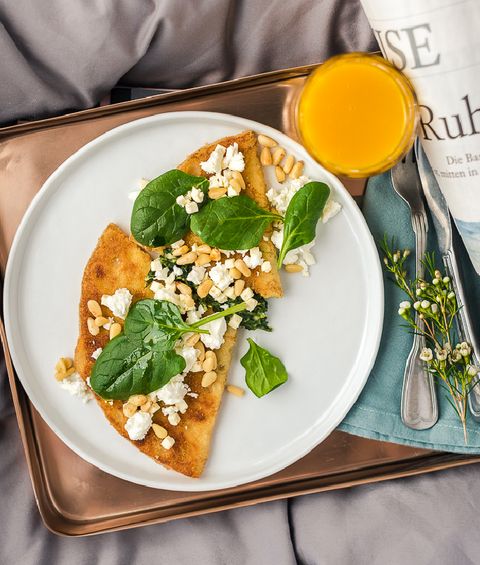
left=338, top=173, right=480, bottom=453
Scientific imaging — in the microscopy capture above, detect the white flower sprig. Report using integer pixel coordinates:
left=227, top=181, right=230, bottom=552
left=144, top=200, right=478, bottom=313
left=382, top=237, right=477, bottom=442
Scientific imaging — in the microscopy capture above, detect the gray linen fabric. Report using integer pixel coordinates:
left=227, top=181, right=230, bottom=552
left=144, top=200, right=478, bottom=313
left=2, top=1, right=480, bottom=564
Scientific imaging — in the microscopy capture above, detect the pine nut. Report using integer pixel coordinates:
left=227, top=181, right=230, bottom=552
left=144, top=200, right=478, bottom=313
left=94, top=316, right=108, bottom=327
left=260, top=146, right=272, bottom=166
left=55, top=371, right=67, bottom=381
left=176, top=281, right=192, bottom=295
left=63, top=357, right=74, bottom=370
left=87, top=300, right=102, bottom=318
left=229, top=267, right=242, bottom=279
left=202, top=356, right=216, bottom=372
left=283, top=154, right=295, bottom=174
left=149, top=402, right=160, bottom=414
left=209, top=187, right=227, bottom=199
left=65, top=367, right=75, bottom=377
left=275, top=166, right=286, bottom=183
left=231, top=171, right=245, bottom=189
left=205, top=350, right=218, bottom=369
left=272, top=147, right=286, bottom=166
left=202, top=371, right=218, bottom=387
left=55, top=358, right=67, bottom=374
left=129, top=394, right=148, bottom=406
left=140, top=400, right=152, bottom=412
left=197, top=278, right=213, bottom=298
left=172, top=244, right=189, bottom=256
left=234, top=259, right=251, bottom=277
left=176, top=251, right=197, bottom=265
left=210, top=248, right=221, bottom=261
left=234, top=279, right=245, bottom=296
left=87, top=317, right=99, bottom=336
left=226, top=384, right=245, bottom=397
left=182, top=295, right=195, bottom=309
left=152, top=423, right=168, bottom=439
left=197, top=244, right=212, bottom=254
left=289, top=160, right=304, bottom=179
left=258, top=134, right=277, bottom=148
left=229, top=179, right=242, bottom=194
left=110, top=323, right=122, bottom=339
left=185, top=333, right=200, bottom=346
left=196, top=253, right=211, bottom=266
left=195, top=340, right=206, bottom=362
left=285, top=263, right=303, bottom=273
left=123, top=402, right=137, bottom=418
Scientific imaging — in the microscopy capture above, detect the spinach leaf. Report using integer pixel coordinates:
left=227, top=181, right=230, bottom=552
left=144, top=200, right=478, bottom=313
left=131, top=170, right=208, bottom=247
left=90, top=335, right=186, bottom=400
left=240, top=338, right=288, bottom=398
left=125, top=299, right=198, bottom=347
left=190, top=194, right=282, bottom=250
left=277, top=181, right=330, bottom=267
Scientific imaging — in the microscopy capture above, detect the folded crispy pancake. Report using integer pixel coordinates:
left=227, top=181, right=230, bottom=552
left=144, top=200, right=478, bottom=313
left=74, top=131, right=283, bottom=478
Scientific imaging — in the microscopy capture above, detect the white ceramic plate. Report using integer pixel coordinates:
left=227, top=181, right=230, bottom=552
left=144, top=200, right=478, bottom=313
left=4, top=111, right=383, bottom=491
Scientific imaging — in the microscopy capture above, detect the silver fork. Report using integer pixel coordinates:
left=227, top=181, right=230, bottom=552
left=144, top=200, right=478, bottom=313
left=391, top=148, right=438, bottom=430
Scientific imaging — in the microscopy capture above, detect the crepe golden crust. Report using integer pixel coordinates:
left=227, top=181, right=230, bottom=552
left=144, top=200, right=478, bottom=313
left=74, top=131, right=283, bottom=478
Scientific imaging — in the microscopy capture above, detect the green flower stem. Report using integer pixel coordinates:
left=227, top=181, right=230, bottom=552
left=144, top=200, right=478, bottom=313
left=189, top=302, right=248, bottom=330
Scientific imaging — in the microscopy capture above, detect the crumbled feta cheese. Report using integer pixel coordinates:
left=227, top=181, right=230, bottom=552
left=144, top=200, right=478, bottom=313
left=103, top=317, right=114, bottom=331
left=261, top=261, right=272, bottom=273
left=179, top=346, right=199, bottom=374
left=60, top=373, right=93, bottom=402
left=128, top=178, right=150, bottom=201
left=190, top=187, right=204, bottom=203
left=243, top=247, right=263, bottom=270
left=224, top=285, right=236, bottom=299
left=125, top=412, right=152, bottom=441
left=176, top=194, right=188, bottom=207
left=168, top=412, right=181, bottom=426
left=201, top=144, right=226, bottom=175
left=271, top=227, right=283, bottom=250
left=155, top=375, right=190, bottom=405
left=246, top=298, right=258, bottom=311
left=172, top=266, right=183, bottom=276
left=322, top=198, right=342, bottom=223
left=266, top=175, right=310, bottom=214
left=209, top=262, right=234, bottom=291
left=91, top=347, right=102, bottom=360
left=128, top=190, right=140, bottom=201
left=283, top=240, right=316, bottom=276
left=161, top=436, right=175, bottom=450
left=200, top=318, right=227, bottom=350
left=153, top=282, right=182, bottom=310
left=186, top=265, right=206, bottom=285
left=224, top=258, right=235, bottom=269
left=240, top=287, right=254, bottom=301
left=227, top=186, right=239, bottom=197
left=185, top=201, right=199, bottom=214
left=101, top=288, right=132, bottom=319
left=223, top=142, right=245, bottom=172
left=228, top=313, right=242, bottom=329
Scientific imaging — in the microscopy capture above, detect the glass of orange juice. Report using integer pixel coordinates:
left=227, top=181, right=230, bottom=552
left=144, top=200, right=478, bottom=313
left=296, top=53, right=418, bottom=178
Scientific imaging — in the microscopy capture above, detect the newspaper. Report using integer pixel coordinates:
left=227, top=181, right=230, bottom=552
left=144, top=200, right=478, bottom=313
left=360, top=0, right=480, bottom=272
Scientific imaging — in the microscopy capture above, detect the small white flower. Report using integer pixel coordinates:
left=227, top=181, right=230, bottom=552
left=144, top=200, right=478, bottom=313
left=468, top=365, right=479, bottom=377
left=420, top=347, right=433, bottom=362
left=450, top=350, right=462, bottom=363
left=431, top=303, right=439, bottom=314
left=443, top=276, right=450, bottom=284
left=403, top=249, right=411, bottom=258
left=399, top=301, right=411, bottom=309
left=448, top=291, right=455, bottom=300
left=459, top=342, right=472, bottom=357
left=398, top=307, right=406, bottom=316
left=416, top=288, right=422, bottom=296
left=435, top=348, right=447, bottom=361
left=434, top=270, right=442, bottom=279
left=413, top=301, right=421, bottom=310
left=420, top=300, right=431, bottom=309
left=432, top=278, right=439, bottom=285
left=420, top=282, right=427, bottom=290
left=393, top=252, right=400, bottom=263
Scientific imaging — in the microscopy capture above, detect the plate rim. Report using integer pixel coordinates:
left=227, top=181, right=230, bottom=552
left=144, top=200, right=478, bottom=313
left=3, top=110, right=384, bottom=491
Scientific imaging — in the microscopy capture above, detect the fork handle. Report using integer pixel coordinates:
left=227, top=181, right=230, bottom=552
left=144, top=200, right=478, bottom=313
left=443, top=250, right=480, bottom=421
left=401, top=213, right=438, bottom=429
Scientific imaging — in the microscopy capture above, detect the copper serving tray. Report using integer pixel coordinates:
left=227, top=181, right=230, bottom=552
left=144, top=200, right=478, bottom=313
left=1, top=64, right=479, bottom=536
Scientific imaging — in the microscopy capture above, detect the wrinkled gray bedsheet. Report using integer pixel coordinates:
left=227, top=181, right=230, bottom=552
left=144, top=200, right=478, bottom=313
left=1, top=1, right=480, bottom=563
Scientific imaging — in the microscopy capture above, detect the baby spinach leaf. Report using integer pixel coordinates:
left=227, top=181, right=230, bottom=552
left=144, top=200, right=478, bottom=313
left=190, top=194, right=282, bottom=250
left=277, top=181, right=330, bottom=267
left=125, top=299, right=198, bottom=347
left=90, top=335, right=186, bottom=400
left=131, top=170, right=208, bottom=247
left=240, top=338, right=288, bottom=398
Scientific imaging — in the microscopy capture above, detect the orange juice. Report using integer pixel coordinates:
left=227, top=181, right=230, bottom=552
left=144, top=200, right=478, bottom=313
left=297, top=53, right=417, bottom=177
